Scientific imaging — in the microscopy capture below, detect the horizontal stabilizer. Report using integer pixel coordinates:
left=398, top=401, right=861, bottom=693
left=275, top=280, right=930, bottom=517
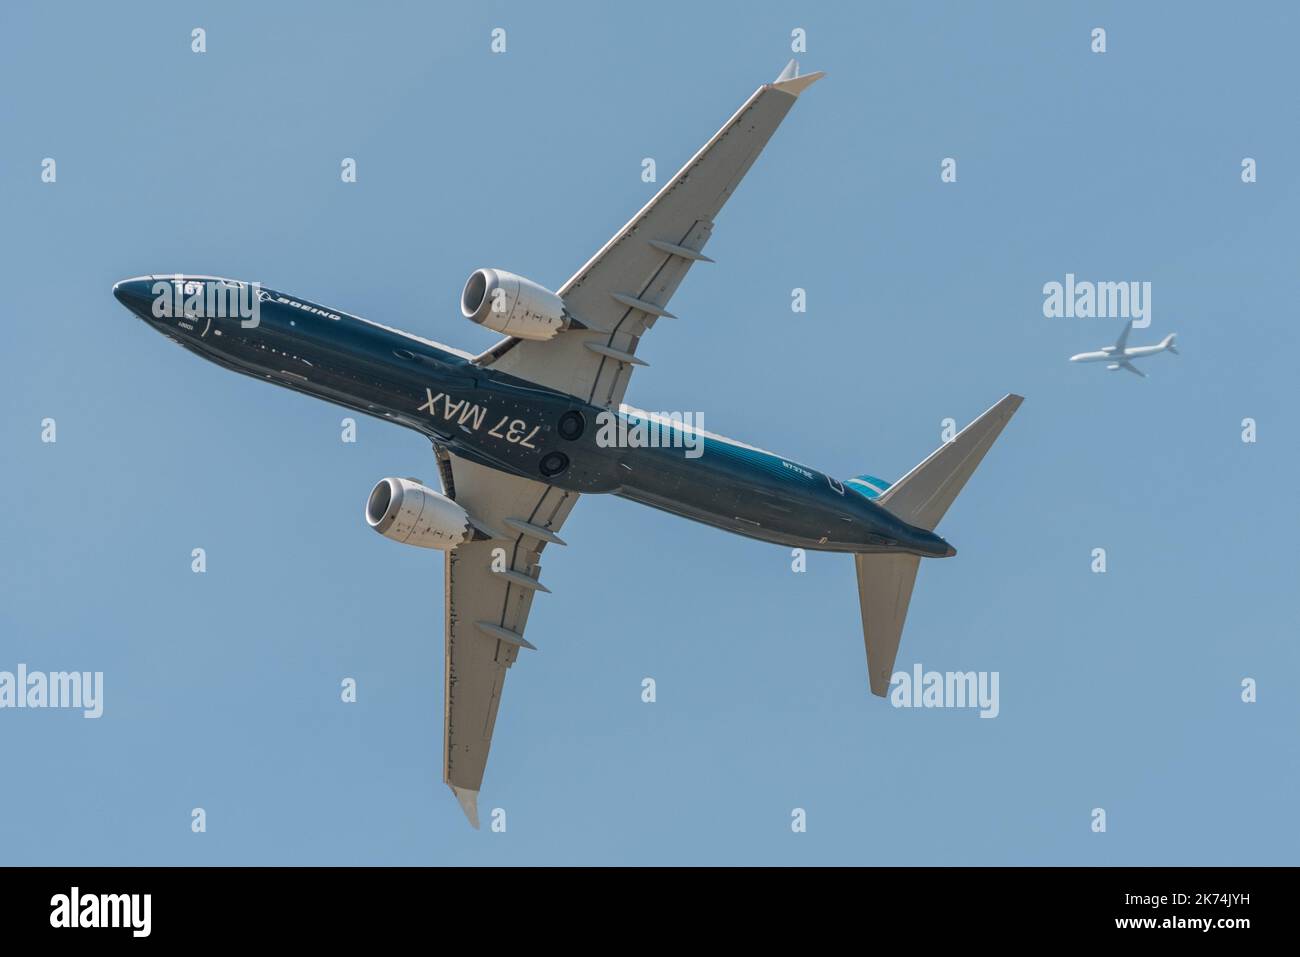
left=877, top=394, right=1023, bottom=531
left=856, top=553, right=921, bottom=697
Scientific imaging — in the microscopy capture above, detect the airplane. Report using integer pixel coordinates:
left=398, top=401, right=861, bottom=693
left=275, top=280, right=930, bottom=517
left=1069, top=321, right=1179, bottom=377
left=111, top=61, right=1022, bottom=828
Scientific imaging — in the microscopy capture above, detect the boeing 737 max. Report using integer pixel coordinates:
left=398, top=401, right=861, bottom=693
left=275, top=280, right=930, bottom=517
left=112, top=61, right=1022, bottom=828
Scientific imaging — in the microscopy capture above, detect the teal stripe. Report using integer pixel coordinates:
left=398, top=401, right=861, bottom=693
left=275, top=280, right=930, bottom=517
left=617, top=414, right=816, bottom=483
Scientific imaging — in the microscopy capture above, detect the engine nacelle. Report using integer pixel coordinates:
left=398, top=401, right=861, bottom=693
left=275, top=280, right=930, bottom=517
left=365, top=477, right=472, bottom=550
left=461, top=268, right=570, bottom=341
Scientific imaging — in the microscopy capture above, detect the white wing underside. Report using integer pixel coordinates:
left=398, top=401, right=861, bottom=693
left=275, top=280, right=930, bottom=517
left=437, top=449, right=578, bottom=828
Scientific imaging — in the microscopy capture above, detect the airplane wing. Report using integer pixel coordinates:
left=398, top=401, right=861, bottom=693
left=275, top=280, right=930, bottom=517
left=474, top=60, right=824, bottom=408
left=1113, top=319, right=1133, bottom=353
left=1113, top=360, right=1146, bottom=378
left=436, top=448, right=579, bottom=827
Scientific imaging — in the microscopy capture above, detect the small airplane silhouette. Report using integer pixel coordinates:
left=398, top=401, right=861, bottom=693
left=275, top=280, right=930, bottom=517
left=1069, top=321, right=1178, bottom=378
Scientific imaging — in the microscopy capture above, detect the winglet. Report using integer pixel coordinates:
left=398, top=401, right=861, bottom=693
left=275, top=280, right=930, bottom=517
left=772, top=59, right=826, bottom=97
left=451, top=785, right=481, bottom=829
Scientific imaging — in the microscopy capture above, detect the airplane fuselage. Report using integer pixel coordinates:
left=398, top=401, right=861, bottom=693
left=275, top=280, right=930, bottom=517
left=1069, top=344, right=1169, bottom=363
left=113, top=276, right=953, bottom=558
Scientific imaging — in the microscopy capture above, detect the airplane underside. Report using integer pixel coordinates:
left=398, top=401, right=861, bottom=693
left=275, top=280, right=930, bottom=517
left=112, top=60, right=1022, bottom=828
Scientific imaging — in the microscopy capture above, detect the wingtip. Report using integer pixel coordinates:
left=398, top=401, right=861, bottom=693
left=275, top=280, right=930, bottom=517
left=772, top=59, right=826, bottom=96
left=450, top=785, right=481, bottom=829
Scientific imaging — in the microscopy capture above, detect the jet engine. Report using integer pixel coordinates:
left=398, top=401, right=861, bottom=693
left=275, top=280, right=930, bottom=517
left=365, top=477, right=473, bottom=550
left=461, top=268, right=574, bottom=340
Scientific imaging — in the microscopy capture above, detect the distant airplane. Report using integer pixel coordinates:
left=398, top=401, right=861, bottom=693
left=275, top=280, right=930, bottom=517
left=1069, top=321, right=1178, bottom=377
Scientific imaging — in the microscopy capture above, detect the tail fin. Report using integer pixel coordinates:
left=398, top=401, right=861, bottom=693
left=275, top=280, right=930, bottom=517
left=1163, top=333, right=1179, bottom=355
left=856, top=394, right=1023, bottom=696
left=875, top=394, right=1023, bottom=531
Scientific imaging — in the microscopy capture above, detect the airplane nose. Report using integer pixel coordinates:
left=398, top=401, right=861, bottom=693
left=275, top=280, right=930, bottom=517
left=112, top=277, right=153, bottom=315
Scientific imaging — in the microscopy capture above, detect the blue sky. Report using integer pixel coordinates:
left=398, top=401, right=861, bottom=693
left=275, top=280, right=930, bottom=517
left=1, top=0, right=1297, bottom=864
